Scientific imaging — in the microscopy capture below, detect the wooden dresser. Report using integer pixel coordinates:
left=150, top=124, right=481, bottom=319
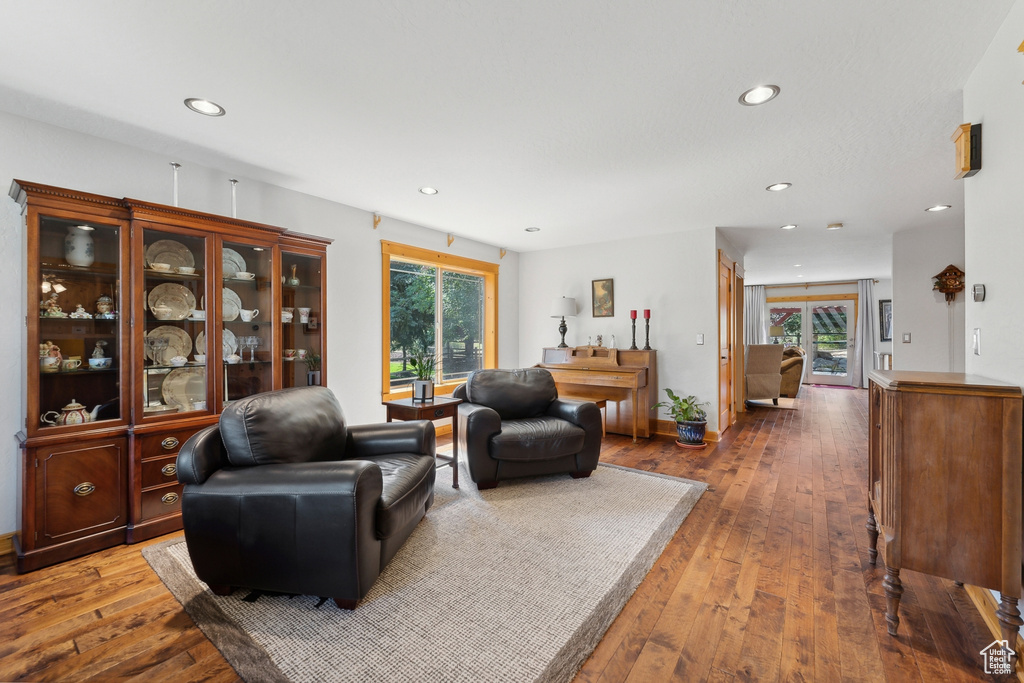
left=867, top=370, right=1023, bottom=654
left=536, top=346, right=656, bottom=441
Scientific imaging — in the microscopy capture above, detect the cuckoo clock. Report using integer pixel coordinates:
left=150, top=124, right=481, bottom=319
left=933, top=264, right=965, bottom=303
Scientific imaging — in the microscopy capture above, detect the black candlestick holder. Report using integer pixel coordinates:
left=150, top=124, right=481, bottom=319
left=629, top=319, right=638, bottom=350
left=643, top=318, right=651, bottom=350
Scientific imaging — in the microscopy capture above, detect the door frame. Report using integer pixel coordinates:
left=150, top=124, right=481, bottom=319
left=718, top=251, right=741, bottom=435
left=767, top=293, right=859, bottom=388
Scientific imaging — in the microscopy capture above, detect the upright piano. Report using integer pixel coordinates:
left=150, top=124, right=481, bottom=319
left=536, top=346, right=657, bottom=441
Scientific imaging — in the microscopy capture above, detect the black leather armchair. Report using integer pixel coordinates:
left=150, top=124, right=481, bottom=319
left=453, top=368, right=602, bottom=489
left=176, top=386, right=436, bottom=609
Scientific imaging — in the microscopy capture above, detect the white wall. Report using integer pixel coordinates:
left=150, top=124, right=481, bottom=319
left=963, top=0, right=1024, bottom=386
left=517, top=228, right=720, bottom=430
left=0, top=110, right=519, bottom=537
left=891, top=224, right=965, bottom=372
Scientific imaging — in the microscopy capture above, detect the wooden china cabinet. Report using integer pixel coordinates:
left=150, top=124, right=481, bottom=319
left=11, top=180, right=330, bottom=572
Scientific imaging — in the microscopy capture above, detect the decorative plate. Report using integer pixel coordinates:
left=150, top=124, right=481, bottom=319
left=222, top=248, right=246, bottom=278
left=148, top=283, right=196, bottom=321
left=161, top=367, right=207, bottom=411
left=146, top=240, right=195, bottom=269
left=146, top=326, right=192, bottom=365
left=196, top=329, right=238, bottom=360
left=221, top=287, right=242, bottom=321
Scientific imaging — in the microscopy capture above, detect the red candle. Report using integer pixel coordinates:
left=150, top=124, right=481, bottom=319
left=643, top=309, right=650, bottom=319
left=630, top=310, right=637, bottom=319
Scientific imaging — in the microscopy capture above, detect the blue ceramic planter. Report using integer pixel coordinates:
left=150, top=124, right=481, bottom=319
left=675, top=419, right=707, bottom=445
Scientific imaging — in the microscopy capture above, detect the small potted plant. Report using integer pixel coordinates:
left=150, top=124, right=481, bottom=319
left=303, top=352, right=321, bottom=386
left=652, top=388, right=710, bottom=449
left=409, top=349, right=436, bottom=402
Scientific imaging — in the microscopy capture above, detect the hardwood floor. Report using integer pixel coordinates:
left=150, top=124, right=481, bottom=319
left=0, top=386, right=1006, bottom=681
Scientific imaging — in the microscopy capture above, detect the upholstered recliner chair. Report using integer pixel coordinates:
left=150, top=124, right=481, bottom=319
left=780, top=346, right=806, bottom=397
left=453, top=368, right=602, bottom=489
left=176, top=386, right=436, bottom=609
left=745, top=344, right=784, bottom=405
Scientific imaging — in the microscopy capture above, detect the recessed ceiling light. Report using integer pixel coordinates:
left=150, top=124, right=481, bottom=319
left=797, top=274, right=804, bottom=278
left=780, top=224, right=797, bottom=230
left=419, top=187, right=438, bottom=195
left=739, top=85, right=780, bottom=106
left=766, top=183, right=791, bottom=192
left=184, top=98, right=225, bottom=117
left=525, top=227, right=540, bottom=232
left=826, top=223, right=843, bottom=230
left=925, top=204, right=951, bottom=212
left=793, top=264, right=802, bottom=267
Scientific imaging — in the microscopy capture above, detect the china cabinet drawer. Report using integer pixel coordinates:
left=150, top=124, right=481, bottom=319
left=139, top=427, right=201, bottom=460
left=141, top=453, right=180, bottom=488
left=140, top=482, right=184, bottom=520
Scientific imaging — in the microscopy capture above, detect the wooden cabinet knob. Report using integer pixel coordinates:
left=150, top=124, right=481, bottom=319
left=161, top=437, right=179, bottom=450
left=73, top=482, right=96, bottom=497
left=161, top=463, right=177, bottom=477
left=161, top=492, right=179, bottom=505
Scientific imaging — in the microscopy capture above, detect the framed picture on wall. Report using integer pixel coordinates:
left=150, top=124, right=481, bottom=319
left=592, top=278, right=614, bottom=317
left=879, top=299, right=893, bottom=342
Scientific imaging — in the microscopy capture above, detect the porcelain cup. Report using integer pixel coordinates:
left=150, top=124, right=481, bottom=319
left=298, top=307, right=311, bottom=323
left=281, top=311, right=294, bottom=323
left=89, top=357, right=112, bottom=369
left=190, top=309, right=206, bottom=320
left=40, top=356, right=61, bottom=372
left=170, top=355, right=188, bottom=367
left=283, top=348, right=296, bottom=359
left=296, top=349, right=307, bottom=359
left=150, top=262, right=171, bottom=272
left=235, top=271, right=255, bottom=280
left=175, top=266, right=195, bottom=275
left=239, top=308, right=259, bottom=322
left=61, top=358, right=82, bottom=371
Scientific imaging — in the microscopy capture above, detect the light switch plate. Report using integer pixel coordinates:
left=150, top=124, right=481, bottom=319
left=902, top=333, right=912, bottom=343
left=973, top=328, right=981, bottom=355
left=696, top=334, right=704, bottom=345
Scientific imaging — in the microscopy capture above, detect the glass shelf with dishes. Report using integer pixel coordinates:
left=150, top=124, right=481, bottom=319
left=281, top=250, right=324, bottom=388
left=221, top=239, right=275, bottom=404
left=140, top=230, right=210, bottom=418
left=34, top=214, right=127, bottom=430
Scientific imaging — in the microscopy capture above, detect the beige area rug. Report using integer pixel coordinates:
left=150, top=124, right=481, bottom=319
left=745, top=397, right=799, bottom=410
left=144, top=461, right=706, bottom=683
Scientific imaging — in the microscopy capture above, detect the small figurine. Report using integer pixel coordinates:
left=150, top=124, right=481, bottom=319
left=92, top=341, right=107, bottom=359
left=43, top=294, right=67, bottom=319
left=610, top=335, right=616, bottom=349
left=596, top=334, right=603, bottom=347
left=95, top=295, right=116, bottom=319
left=69, top=304, right=92, bottom=319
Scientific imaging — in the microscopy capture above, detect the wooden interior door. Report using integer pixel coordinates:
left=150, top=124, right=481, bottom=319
left=718, top=252, right=733, bottom=434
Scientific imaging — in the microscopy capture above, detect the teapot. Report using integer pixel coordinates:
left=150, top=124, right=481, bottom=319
left=41, top=399, right=99, bottom=426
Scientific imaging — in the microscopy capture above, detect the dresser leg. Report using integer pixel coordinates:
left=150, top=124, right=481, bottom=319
left=866, top=505, right=879, bottom=566
left=996, top=593, right=1023, bottom=658
left=883, top=566, right=903, bottom=636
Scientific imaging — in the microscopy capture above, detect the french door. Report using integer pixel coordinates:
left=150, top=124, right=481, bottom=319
left=769, top=298, right=856, bottom=387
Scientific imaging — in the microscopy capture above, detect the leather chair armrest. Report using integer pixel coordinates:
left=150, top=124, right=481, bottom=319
left=781, top=356, right=803, bottom=372
left=546, top=398, right=601, bottom=430
left=345, top=421, right=436, bottom=459
left=177, top=425, right=228, bottom=485
left=458, top=402, right=502, bottom=484
left=181, top=460, right=385, bottom=601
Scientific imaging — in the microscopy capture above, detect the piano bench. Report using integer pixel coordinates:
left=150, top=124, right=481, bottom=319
left=560, top=396, right=607, bottom=436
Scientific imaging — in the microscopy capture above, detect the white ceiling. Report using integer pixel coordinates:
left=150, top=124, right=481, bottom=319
left=0, top=1, right=1014, bottom=284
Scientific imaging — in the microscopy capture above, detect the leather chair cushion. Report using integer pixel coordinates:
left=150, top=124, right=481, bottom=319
left=219, top=386, right=347, bottom=467
left=489, top=417, right=586, bottom=461
left=466, top=368, right=556, bottom=419
left=362, top=453, right=436, bottom=540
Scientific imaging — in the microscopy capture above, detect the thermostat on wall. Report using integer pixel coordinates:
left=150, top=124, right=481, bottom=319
left=972, top=284, right=986, bottom=302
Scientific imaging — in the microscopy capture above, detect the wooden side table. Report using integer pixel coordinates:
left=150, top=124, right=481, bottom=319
left=383, top=396, right=462, bottom=488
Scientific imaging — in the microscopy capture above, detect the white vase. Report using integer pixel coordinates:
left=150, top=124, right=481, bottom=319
left=64, top=226, right=94, bottom=267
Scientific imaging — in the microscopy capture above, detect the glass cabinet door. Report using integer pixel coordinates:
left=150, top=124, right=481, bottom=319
left=281, top=251, right=324, bottom=388
left=139, top=229, right=210, bottom=418
left=220, top=239, right=276, bottom=405
left=34, top=214, right=127, bottom=434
